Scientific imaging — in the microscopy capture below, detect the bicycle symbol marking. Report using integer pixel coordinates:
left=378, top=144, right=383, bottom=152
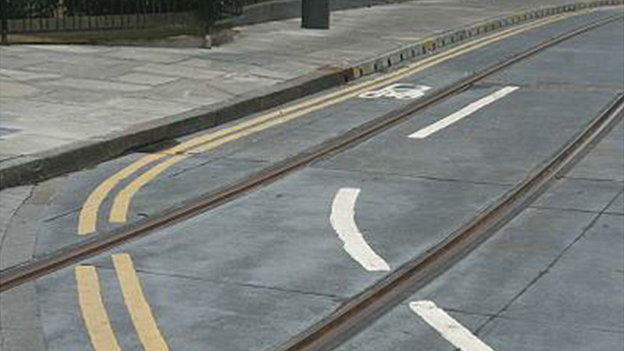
left=358, top=84, right=431, bottom=100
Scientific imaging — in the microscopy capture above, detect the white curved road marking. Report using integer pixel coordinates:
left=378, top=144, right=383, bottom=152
left=410, top=300, right=495, bottom=351
left=408, top=86, right=519, bottom=139
left=330, top=188, right=390, bottom=272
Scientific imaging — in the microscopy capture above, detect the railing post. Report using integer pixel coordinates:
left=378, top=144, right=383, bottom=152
left=302, top=0, right=329, bottom=29
left=198, top=0, right=217, bottom=48
left=1, top=0, right=8, bottom=45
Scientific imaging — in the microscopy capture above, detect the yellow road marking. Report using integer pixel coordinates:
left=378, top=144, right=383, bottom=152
left=113, top=254, right=171, bottom=351
left=110, top=156, right=187, bottom=223
left=75, top=266, right=123, bottom=351
left=80, top=12, right=576, bottom=232
left=78, top=155, right=166, bottom=235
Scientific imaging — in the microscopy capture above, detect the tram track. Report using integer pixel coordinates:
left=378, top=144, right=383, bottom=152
left=0, top=21, right=622, bottom=351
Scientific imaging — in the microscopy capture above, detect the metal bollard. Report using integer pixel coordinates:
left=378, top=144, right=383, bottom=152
left=198, top=0, right=218, bottom=48
left=302, top=0, right=329, bottom=29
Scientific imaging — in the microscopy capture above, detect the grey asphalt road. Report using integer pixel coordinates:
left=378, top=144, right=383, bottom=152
left=0, top=9, right=623, bottom=351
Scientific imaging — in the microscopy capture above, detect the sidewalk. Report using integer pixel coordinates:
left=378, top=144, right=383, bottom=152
left=0, top=0, right=621, bottom=188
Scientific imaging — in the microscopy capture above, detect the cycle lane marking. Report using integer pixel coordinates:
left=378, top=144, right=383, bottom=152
left=408, top=86, right=519, bottom=139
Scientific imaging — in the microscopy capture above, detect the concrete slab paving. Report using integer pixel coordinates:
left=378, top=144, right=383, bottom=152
left=0, top=186, right=31, bottom=241
left=569, top=139, right=624, bottom=182
left=0, top=179, right=62, bottom=270
left=606, top=191, right=624, bottom=214
left=488, top=20, right=624, bottom=89
left=0, top=283, right=47, bottom=351
left=532, top=178, right=623, bottom=212
left=499, top=213, right=624, bottom=331
left=482, top=318, right=624, bottom=351
left=411, top=208, right=598, bottom=315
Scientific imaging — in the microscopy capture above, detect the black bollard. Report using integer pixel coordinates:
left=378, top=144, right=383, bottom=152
left=302, top=0, right=329, bottom=29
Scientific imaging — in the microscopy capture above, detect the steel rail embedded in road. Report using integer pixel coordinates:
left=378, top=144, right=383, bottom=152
left=0, top=14, right=622, bottom=316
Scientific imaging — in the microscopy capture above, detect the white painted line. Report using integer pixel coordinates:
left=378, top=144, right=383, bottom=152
left=408, top=86, right=519, bottom=139
left=330, top=188, right=391, bottom=272
left=410, top=300, right=495, bottom=351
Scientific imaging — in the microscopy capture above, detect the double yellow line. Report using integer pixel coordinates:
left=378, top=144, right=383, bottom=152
left=76, top=254, right=170, bottom=351
left=73, top=10, right=584, bottom=351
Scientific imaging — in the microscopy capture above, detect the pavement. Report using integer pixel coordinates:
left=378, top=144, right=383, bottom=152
left=0, top=8, right=621, bottom=351
left=1, top=0, right=622, bottom=188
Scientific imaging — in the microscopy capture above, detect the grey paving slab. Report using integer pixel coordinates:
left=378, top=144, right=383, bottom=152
left=532, top=178, right=623, bottom=212
left=114, top=73, right=180, bottom=86
left=1, top=179, right=62, bottom=270
left=569, top=136, right=624, bottom=182
left=489, top=20, right=624, bottom=89
left=126, top=78, right=234, bottom=106
left=480, top=318, right=624, bottom=351
left=0, top=283, right=46, bottom=351
left=410, top=208, right=597, bottom=315
left=133, top=63, right=228, bottom=80
left=99, top=47, right=193, bottom=64
left=432, top=9, right=624, bottom=79
left=606, top=191, right=624, bottom=214
left=500, top=213, right=624, bottom=332
left=95, top=96, right=198, bottom=116
left=25, top=60, right=138, bottom=80
left=0, top=185, right=31, bottom=252
left=0, top=133, right=79, bottom=156
left=40, top=78, right=151, bottom=92
left=0, top=68, right=61, bottom=82
left=0, top=81, right=43, bottom=98
left=569, top=119, right=624, bottom=183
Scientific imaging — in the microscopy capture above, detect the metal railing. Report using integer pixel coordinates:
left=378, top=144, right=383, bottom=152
left=0, top=0, right=245, bottom=43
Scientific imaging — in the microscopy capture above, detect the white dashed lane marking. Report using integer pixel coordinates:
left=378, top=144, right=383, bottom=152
left=408, top=86, right=519, bottom=139
left=410, top=300, right=496, bottom=351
